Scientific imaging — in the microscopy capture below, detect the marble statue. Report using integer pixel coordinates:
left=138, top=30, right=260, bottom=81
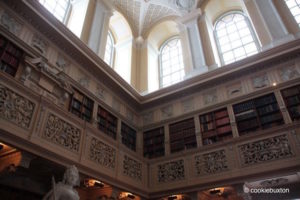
left=43, top=165, right=80, bottom=200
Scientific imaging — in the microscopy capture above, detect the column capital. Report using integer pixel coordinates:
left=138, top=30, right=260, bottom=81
left=177, top=8, right=202, bottom=25
left=133, top=36, right=147, bottom=49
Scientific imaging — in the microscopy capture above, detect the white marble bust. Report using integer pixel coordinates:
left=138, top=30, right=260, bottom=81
left=43, top=165, right=80, bottom=200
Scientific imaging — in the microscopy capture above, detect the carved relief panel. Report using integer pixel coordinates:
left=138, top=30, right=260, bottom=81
left=251, top=73, right=270, bottom=89
left=238, top=134, right=293, bottom=166
left=89, top=137, right=116, bottom=169
left=158, top=159, right=185, bottom=183
left=203, top=89, right=218, bottom=105
left=0, top=84, right=35, bottom=129
left=278, top=65, right=300, bottom=82
left=195, top=150, right=228, bottom=176
left=0, top=10, right=22, bottom=35
left=123, top=155, right=142, bottom=181
left=42, top=113, right=81, bottom=153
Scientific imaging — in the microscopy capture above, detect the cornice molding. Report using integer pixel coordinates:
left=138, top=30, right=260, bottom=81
left=3, top=0, right=300, bottom=112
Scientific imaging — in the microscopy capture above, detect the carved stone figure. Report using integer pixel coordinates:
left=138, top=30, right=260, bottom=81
left=43, top=165, right=80, bottom=200
left=0, top=12, right=22, bottom=35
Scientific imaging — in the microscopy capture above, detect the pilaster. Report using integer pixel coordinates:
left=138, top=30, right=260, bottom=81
left=178, top=8, right=208, bottom=77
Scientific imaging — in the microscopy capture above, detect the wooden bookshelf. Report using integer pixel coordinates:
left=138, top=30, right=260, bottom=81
left=281, top=84, right=300, bottom=121
left=69, top=89, right=94, bottom=123
left=169, top=118, right=196, bottom=153
left=0, top=35, right=23, bottom=76
left=97, top=106, right=117, bottom=139
left=233, top=93, right=284, bottom=135
left=121, top=122, right=136, bottom=151
left=143, top=127, right=165, bottom=159
left=199, top=108, right=232, bottom=145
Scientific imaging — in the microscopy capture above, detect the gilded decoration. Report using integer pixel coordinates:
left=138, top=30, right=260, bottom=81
left=0, top=84, right=35, bottom=128
left=158, top=159, right=185, bottom=183
left=89, top=137, right=116, bottom=169
left=123, top=155, right=142, bottom=181
left=43, top=114, right=81, bottom=153
left=238, top=135, right=293, bottom=166
left=195, top=150, right=228, bottom=175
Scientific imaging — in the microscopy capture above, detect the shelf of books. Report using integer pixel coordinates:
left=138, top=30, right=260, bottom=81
left=143, top=127, right=165, bottom=159
left=281, top=84, right=300, bottom=121
left=199, top=108, right=232, bottom=145
left=121, top=122, right=136, bottom=151
left=0, top=35, right=23, bottom=76
left=169, top=118, right=196, bottom=153
left=233, top=93, right=284, bottom=136
left=97, top=106, right=117, bottom=139
left=69, top=89, right=94, bottom=123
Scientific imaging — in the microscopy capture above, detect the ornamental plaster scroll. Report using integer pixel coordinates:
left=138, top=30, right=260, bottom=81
left=126, top=109, right=134, bottom=122
left=226, top=82, right=243, bottom=98
left=143, top=111, right=154, bottom=125
left=195, top=149, right=228, bottom=176
left=278, top=65, right=300, bottom=81
left=89, top=137, right=116, bottom=169
left=203, top=89, right=218, bottom=105
left=238, top=134, right=293, bottom=166
left=181, top=98, right=194, bottom=113
left=96, top=85, right=106, bottom=101
left=252, top=73, right=270, bottom=89
left=56, top=54, right=70, bottom=72
left=0, top=84, right=35, bottom=129
left=43, top=113, right=81, bottom=153
left=112, top=98, right=121, bottom=113
left=158, top=159, right=185, bottom=183
left=161, top=105, right=173, bottom=119
left=123, top=155, right=142, bottom=181
left=31, top=34, right=48, bottom=55
left=0, top=11, right=22, bottom=35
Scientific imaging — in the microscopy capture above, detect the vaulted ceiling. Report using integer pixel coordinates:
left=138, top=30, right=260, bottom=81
left=110, top=0, right=201, bottom=37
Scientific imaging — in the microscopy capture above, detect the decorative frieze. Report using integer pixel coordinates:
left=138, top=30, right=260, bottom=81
left=0, top=11, right=22, bottom=35
left=43, top=113, right=81, bottom=153
left=238, top=135, right=293, bottom=166
left=158, top=159, right=185, bottom=183
left=89, top=137, right=116, bottom=169
left=195, top=150, right=228, bottom=175
left=123, top=155, right=142, bottom=181
left=0, top=84, right=35, bottom=128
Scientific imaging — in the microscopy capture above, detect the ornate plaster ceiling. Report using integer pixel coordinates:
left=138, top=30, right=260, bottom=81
left=111, top=0, right=199, bottom=37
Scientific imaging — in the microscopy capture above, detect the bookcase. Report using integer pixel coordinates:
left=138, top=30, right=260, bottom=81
left=143, top=127, right=165, bottom=159
left=169, top=118, right=197, bottom=153
left=69, top=89, right=94, bottom=122
left=281, top=84, right=300, bottom=121
left=121, top=122, right=136, bottom=151
left=0, top=35, right=23, bottom=76
left=97, top=106, right=117, bottom=139
left=199, top=108, right=232, bottom=145
left=233, top=93, right=284, bottom=135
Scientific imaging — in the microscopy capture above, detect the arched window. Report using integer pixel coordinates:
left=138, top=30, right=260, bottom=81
left=159, top=38, right=185, bottom=88
left=214, top=12, right=259, bottom=65
left=285, top=0, right=300, bottom=26
left=39, top=0, right=71, bottom=23
left=104, top=31, right=114, bottom=67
